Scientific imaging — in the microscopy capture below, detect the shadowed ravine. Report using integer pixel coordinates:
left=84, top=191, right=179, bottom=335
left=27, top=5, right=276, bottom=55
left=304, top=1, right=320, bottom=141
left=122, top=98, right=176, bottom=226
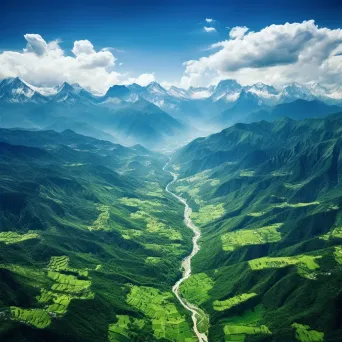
left=163, top=159, right=209, bottom=342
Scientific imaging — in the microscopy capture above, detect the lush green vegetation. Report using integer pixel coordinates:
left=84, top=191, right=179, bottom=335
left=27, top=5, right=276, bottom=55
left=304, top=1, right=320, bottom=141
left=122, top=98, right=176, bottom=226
left=10, top=307, right=51, bottom=329
left=2, top=112, right=342, bottom=341
left=224, top=324, right=271, bottom=341
left=0, top=129, right=194, bottom=342
left=213, top=293, right=257, bottom=312
left=0, top=231, right=39, bottom=244
left=171, top=113, right=342, bottom=341
left=248, top=255, right=321, bottom=278
left=126, top=285, right=196, bottom=341
left=179, top=273, right=214, bottom=305
left=221, top=224, right=283, bottom=251
left=292, top=323, right=324, bottom=342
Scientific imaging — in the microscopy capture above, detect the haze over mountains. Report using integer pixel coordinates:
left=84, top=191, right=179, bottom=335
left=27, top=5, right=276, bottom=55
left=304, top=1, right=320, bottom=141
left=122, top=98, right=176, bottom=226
left=1, top=77, right=341, bottom=149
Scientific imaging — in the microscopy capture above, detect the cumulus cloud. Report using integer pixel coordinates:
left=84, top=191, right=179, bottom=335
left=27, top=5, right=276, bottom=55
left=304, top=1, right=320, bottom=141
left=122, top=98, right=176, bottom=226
left=0, top=34, right=152, bottom=94
left=24, top=34, right=48, bottom=56
left=72, top=40, right=95, bottom=55
left=126, top=73, right=156, bottom=86
left=181, top=20, right=342, bottom=88
left=205, top=18, right=214, bottom=23
left=204, top=26, right=216, bottom=33
left=229, top=26, right=249, bottom=39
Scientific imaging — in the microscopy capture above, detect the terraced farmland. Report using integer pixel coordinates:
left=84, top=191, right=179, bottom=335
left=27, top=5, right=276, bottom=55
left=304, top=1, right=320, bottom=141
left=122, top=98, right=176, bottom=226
left=221, top=224, right=283, bottom=251
left=179, top=273, right=214, bottom=306
left=248, top=255, right=321, bottom=278
left=292, top=323, right=324, bottom=342
left=10, top=307, right=51, bottom=329
left=0, top=231, right=39, bottom=244
left=213, top=293, right=257, bottom=312
left=126, top=285, right=196, bottom=341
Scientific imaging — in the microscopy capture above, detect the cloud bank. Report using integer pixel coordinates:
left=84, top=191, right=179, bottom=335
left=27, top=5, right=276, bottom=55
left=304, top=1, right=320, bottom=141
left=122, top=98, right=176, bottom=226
left=0, top=34, right=154, bottom=93
left=181, top=20, right=342, bottom=89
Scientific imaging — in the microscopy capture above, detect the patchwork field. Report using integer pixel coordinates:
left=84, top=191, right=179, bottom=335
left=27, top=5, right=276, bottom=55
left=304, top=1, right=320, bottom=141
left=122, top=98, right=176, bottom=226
left=126, top=285, right=196, bottom=341
left=131, top=210, right=182, bottom=240
left=0, top=231, right=39, bottom=244
left=191, top=204, right=225, bottom=226
left=179, top=273, right=214, bottom=305
left=88, top=204, right=110, bottom=231
left=221, top=224, right=283, bottom=251
left=224, top=324, right=271, bottom=341
left=333, top=246, right=342, bottom=264
left=213, top=293, right=257, bottom=312
left=10, top=307, right=51, bottom=329
left=292, top=323, right=324, bottom=342
left=108, top=315, right=145, bottom=342
left=248, top=255, right=321, bottom=278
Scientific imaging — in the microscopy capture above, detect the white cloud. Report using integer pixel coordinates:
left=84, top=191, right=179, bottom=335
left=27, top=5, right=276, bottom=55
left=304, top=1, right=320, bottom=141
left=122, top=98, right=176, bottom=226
left=0, top=34, right=153, bottom=94
left=127, top=73, right=155, bottom=86
left=181, top=20, right=342, bottom=88
left=205, top=18, right=214, bottom=23
left=24, top=34, right=48, bottom=56
left=229, top=26, right=249, bottom=39
left=204, top=27, right=216, bottom=33
left=72, top=40, right=95, bottom=55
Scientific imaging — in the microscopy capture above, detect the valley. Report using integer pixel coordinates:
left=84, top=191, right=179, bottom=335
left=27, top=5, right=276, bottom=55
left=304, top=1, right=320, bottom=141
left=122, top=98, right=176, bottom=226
left=0, top=99, right=342, bottom=342
left=164, top=159, right=209, bottom=342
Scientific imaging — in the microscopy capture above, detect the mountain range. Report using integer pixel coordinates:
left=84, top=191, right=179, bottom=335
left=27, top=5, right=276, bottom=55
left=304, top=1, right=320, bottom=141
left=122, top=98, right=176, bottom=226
left=1, top=77, right=341, bottom=149
left=1, top=112, right=342, bottom=341
left=170, top=112, right=342, bottom=341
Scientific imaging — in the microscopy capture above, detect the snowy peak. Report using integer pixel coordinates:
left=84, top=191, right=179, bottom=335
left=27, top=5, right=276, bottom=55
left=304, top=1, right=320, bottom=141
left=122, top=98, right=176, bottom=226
left=0, top=77, right=46, bottom=103
left=167, top=86, right=189, bottom=99
left=246, top=82, right=278, bottom=95
left=280, top=82, right=314, bottom=102
left=145, top=82, right=168, bottom=95
left=211, top=79, right=242, bottom=101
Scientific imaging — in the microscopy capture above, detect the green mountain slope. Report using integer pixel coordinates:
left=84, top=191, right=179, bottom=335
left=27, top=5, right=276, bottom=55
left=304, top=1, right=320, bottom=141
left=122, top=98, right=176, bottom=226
left=171, top=113, right=342, bottom=342
left=0, top=130, right=197, bottom=342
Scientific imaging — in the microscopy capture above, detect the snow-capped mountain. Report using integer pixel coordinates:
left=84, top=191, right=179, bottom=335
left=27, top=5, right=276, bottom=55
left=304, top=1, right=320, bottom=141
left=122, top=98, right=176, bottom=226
left=244, top=82, right=280, bottom=105
left=0, top=77, right=47, bottom=103
left=167, top=86, right=189, bottom=99
left=1, top=76, right=341, bottom=121
left=211, top=79, right=242, bottom=102
left=279, top=82, right=315, bottom=103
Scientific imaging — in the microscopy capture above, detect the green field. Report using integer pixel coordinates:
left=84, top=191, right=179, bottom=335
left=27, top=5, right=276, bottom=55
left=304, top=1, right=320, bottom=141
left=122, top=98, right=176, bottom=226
left=292, top=323, right=324, bottom=342
left=334, top=246, right=342, bottom=264
left=131, top=210, right=182, bottom=240
left=248, top=255, right=321, bottom=278
left=126, top=285, right=196, bottom=341
left=88, top=204, right=110, bottom=231
left=191, top=204, right=225, bottom=226
left=224, top=324, right=271, bottom=341
left=179, top=273, right=214, bottom=305
left=0, top=231, right=39, bottom=244
left=10, top=307, right=51, bottom=329
left=221, top=224, right=283, bottom=251
left=213, top=293, right=257, bottom=312
left=108, top=315, right=145, bottom=342
left=35, top=255, right=94, bottom=318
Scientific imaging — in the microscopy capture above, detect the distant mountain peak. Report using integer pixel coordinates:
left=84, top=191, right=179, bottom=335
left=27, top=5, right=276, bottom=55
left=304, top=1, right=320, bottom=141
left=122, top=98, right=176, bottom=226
left=105, top=85, right=131, bottom=98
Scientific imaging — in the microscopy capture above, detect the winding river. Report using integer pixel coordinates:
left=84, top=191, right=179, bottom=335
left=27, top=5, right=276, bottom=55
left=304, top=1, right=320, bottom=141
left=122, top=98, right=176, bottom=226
left=163, top=159, right=208, bottom=342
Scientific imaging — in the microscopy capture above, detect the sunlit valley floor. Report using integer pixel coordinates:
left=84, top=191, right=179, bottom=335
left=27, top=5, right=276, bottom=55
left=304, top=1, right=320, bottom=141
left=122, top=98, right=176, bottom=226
left=1, top=112, right=342, bottom=341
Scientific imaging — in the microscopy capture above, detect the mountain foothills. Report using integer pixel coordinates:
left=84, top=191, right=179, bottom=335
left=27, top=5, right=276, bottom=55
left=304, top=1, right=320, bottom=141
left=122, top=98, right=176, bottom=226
left=1, top=73, right=342, bottom=342
left=1, top=77, right=342, bottom=149
left=0, top=128, right=199, bottom=341
left=170, top=113, right=342, bottom=341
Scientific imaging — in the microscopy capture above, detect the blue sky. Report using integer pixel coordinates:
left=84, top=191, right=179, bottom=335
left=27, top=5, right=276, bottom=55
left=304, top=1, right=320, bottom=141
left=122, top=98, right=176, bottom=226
left=1, top=0, right=342, bottom=92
